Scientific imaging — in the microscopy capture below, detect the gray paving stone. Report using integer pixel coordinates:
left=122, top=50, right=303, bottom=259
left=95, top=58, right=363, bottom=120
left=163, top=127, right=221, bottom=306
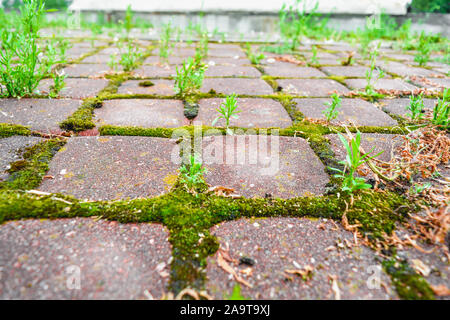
left=0, top=136, right=43, bottom=181
left=117, top=80, right=175, bottom=96
left=80, top=54, right=111, bottom=64
left=205, top=65, right=261, bottom=77
left=0, top=218, right=171, bottom=299
left=95, top=99, right=187, bottom=128
left=63, top=64, right=112, bottom=78
left=326, top=133, right=397, bottom=163
left=133, top=65, right=176, bottom=78
left=0, top=98, right=82, bottom=133
left=376, top=60, right=442, bottom=78
left=201, top=135, right=329, bottom=198
left=279, top=79, right=350, bottom=97
left=379, top=98, right=436, bottom=118
left=196, top=98, right=292, bottom=128
left=201, top=78, right=274, bottom=95
left=264, top=66, right=326, bottom=78
left=294, top=98, right=397, bottom=127
left=321, top=66, right=385, bottom=78
left=39, top=136, right=180, bottom=200
left=206, top=217, right=396, bottom=300
left=38, top=78, right=109, bottom=99
left=344, top=78, right=418, bottom=91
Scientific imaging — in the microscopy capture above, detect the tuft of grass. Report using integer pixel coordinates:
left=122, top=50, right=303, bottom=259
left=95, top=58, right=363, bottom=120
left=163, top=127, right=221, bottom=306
left=329, top=131, right=383, bottom=193
left=212, top=93, right=241, bottom=135
left=174, top=57, right=207, bottom=98
left=322, top=93, right=341, bottom=122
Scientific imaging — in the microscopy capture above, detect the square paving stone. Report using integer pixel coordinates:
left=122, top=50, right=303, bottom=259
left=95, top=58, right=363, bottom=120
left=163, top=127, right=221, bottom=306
left=201, top=78, right=274, bottom=95
left=376, top=60, right=441, bottom=78
left=95, top=99, right=187, bottom=128
left=196, top=98, right=292, bottom=128
left=201, top=135, right=329, bottom=198
left=144, top=55, right=185, bottom=65
left=278, top=79, right=350, bottom=97
left=63, top=64, right=112, bottom=78
left=206, top=57, right=252, bottom=66
left=206, top=217, right=395, bottom=300
left=0, top=136, right=43, bottom=181
left=326, top=133, right=397, bottom=163
left=0, top=99, right=82, bottom=133
left=38, top=78, right=109, bottom=99
left=80, top=54, right=111, bottom=64
left=153, top=47, right=196, bottom=57
left=264, top=66, right=326, bottom=78
left=0, top=218, right=172, bottom=299
left=294, top=98, right=397, bottom=127
left=321, top=66, right=385, bottom=78
left=39, top=136, right=181, bottom=200
left=133, top=65, right=176, bottom=78
left=208, top=47, right=246, bottom=58
left=344, top=78, right=418, bottom=91
left=205, top=65, right=261, bottom=77
left=117, top=80, right=175, bottom=96
left=379, top=98, right=436, bottom=118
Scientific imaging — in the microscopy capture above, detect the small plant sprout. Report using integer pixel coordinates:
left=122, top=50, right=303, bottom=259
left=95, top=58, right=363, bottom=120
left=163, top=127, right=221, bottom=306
left=212, top=93, right=241, bottom=135
left=309, top=45, right=319, bottom=65
left=410, top=182, right=432, bottom=195
left=406, top=93, right=425, bottom=121
left=49, top=69, right=66, bottom=98
left=195, top=31, right=209, bottom=62
left=322, top=93, right=341, bottom=122
left=245, top=44, right=265, bottom=65
left=179, top=154, right=207, bottom=193
left=431, top=88, right=449, bottom=129
left=365, top=44, right=385, bottom=96
left=119, top=41, right=142, bottom=72
left=159, top=22, right=174, bottom=63
left=174, top=57, right=207, bottom=97
left=329, top=131, right=383, bottom=193
left=123, top=5, right=134, bottom=38
left=225, top=284, right=249, bottom=300
left=414, top=32, right=431, bottom=67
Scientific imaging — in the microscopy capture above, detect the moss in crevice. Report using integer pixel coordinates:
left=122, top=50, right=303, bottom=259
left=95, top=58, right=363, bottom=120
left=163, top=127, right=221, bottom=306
left=0, top=123, right=31, bottom=138
left=383, top=259, right=435, bottom=300
left=273, top=94, right=304, bottom=122
left=0, top=138, right=66, bottom=190
left=59, top=97, right=102, bottom=132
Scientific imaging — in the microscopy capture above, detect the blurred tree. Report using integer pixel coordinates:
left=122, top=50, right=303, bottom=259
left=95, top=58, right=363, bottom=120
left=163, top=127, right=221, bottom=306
left=2, top=0, right=71, bottom=9
left=410, top=0, right=450, bottom=13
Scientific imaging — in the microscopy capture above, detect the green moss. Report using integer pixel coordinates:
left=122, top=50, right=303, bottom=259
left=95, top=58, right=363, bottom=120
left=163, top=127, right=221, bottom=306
left=0, top=138, right=66, bottom=190
left=59, top=98, right=102, bottom=132
left=0, top=123, right=31, bottom=137
left=383, top=259, right=435, bottom=300
left=138, top=80, right=154, bottom=87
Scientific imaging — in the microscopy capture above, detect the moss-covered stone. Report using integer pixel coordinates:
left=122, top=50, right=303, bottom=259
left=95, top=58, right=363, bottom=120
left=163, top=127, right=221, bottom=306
left=0, top=123, right=31, bottom=137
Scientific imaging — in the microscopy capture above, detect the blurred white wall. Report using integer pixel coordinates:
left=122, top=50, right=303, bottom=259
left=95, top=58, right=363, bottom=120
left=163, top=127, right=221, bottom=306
left=69, top=0, right=413, bottom=15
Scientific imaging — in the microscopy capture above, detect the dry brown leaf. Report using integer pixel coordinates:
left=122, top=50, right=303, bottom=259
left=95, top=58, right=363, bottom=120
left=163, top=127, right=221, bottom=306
left=217, top=251, right=252, bottom=288
left=285, top=265, right=314, bottom=280
left=430, top=284, right=450, bottom=296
